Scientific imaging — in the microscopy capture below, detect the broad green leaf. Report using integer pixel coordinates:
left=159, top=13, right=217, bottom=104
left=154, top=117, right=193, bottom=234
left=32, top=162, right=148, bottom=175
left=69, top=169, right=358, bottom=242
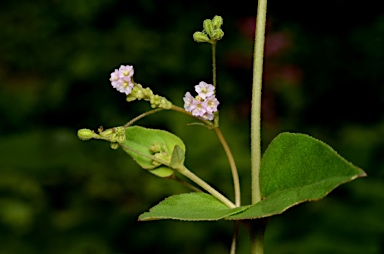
left=138, top=193, right=248, bottom=221
left=122, top=126, right=186, bottom=177
left=228, top=132, right=366, bottom=220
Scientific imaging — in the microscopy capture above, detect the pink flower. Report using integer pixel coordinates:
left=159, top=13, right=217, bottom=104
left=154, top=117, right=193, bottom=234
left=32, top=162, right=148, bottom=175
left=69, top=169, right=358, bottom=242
left=190, top=99, right=207, bottom=117
left=110, top=69, right=120, bottom=88
left=110, top=65, right=135, bottom=95
left=118, top=65, right=134, bottom=81
left=203, top=95, right=219, bottom=113
left=195, top=81, right=215, bottom=99
left=183, top=81, right=219, bottom=120
left=201, top=112, right=214, bottom=120
left=183, top=92, right=195, bottom=112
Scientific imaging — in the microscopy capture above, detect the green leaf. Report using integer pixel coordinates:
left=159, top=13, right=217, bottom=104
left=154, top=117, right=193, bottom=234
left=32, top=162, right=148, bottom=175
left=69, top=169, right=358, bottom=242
left=228, top=132, right=366, bottom=220
left=138, top=192, right=248, bottom=221
left=122, top=126, right=186, bottom=177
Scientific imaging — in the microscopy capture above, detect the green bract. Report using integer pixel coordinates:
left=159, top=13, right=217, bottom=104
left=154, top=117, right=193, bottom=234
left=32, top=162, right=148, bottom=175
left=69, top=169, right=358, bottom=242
left=121, top=126, right=186, bottom=177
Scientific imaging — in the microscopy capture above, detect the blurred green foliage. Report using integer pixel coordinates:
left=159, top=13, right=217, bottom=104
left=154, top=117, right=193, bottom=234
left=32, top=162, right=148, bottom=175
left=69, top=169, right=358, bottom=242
left=0, top=0, right=383, bottom=253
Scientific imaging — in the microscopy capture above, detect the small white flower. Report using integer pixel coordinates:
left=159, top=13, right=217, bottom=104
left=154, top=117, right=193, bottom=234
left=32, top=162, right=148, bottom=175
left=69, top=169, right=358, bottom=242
left=116, top=81, right=134, bottom=95
left=204, top=95, right=219, bottom=113
left=110, top=69, right=120, bottom=88
left=183, top=92, right=195, bottom=112
left=195, top=81, right=215, bottom=99
left=191, top=99, right=207, bottom=117
left=201, top=112, right=214, bottom=120
left=183, top=81, right=219, bottom=121
left=118, top=65, right=134, bottom=81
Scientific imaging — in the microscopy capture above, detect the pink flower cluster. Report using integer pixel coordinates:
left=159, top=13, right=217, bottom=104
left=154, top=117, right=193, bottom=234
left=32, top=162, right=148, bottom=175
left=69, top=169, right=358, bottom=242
left=183, top=82, right=219, bottom=120
left=109, top=65, right=134, bottom=95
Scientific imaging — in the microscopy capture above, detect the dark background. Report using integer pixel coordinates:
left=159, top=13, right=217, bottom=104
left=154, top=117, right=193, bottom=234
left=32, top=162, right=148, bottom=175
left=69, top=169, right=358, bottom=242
left=0, top=0, right=383, bottom=253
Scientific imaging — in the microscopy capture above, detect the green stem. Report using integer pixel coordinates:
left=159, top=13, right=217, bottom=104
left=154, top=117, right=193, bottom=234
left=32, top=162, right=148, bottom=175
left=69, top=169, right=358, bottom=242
left=124, top=108, right=164, bottom=127
left=121, top=144, right=235, bottom=208
left=230, top=221, right=240, bottom=254
left=170, top=105, right=214, bottom=127
left=178, top=165, right=236, bottom=208
left=249, top=0, right=268, bottom=253
left=247, top=220, right=268, bottom=254
left=251, top=0, right=267, bottom=205
left=212, top=41, right=217, bottom=88
left=170, top=105, right=241, bottom=207
left=168, top=174, right=203, bottom=193
left=213, top=127, right=241, bottom=207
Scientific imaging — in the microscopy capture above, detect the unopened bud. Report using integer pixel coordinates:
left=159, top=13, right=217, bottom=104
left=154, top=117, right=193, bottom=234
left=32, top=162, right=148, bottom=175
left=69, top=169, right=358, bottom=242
left=117, top=134, right=126, bottom=144
left=212, top=16, right=223, bottom=29
left=203, top=19, right=214, bottom=37
left=193, top=32, right=210, bottom=43
left=212, top=29, right=224, bottom=40
left=149, top=142, right=161, bottom=153
left=100, top=128, right=114, bottom=137
left=110, top=142, right=119, bottom=150
left=77, top=129, right=95, bottom=141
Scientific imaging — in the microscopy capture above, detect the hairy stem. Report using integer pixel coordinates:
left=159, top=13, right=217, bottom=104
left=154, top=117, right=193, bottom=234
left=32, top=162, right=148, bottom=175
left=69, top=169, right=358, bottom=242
left=168, top=174, right=203, bottom=193
left=170, top=105, right=214, bottom=127
left=170, top=105, right=240, bottom=207
left=251, top=0, right=267, bottom=205
left=230, top=221, right=240, bottom=254
left=249, top=0, right=268, bottom=253
left=213, top=127, right=241, bottom=207
left=178, top=165, right=236, bottom=208
left=247, top=220, right=268, bottom=254
left=212, top=41, right=217, bottom=88
left=124, top=108, right=164, bottom=127
left=121, top=144, right=235, bottom=207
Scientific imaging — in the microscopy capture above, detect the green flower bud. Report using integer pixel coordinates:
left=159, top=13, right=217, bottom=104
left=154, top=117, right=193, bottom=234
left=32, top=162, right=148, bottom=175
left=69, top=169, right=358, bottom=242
left=159, top=98, right=172, bottom=109
left=212, top=29, right=224, bottom=40
left=109, top=134, right=118, bottom=143
left=143, top=87, right=153, bottom=96
left=135, top=89, right=144, bottom=99
left=100, top=128, right=114, bottom=137
left=126, top=94, right=136, bottom=102
left=193, top=31, right=210, bottom=43
left=77, top=129, right=95, bottom=141
left=117, top=134, right=126, bottom=144
left=149, top=142, right=162, bottom=153
left=203, top=19, right=214, bottom=37
left=212, top=15, right=223, bottom=29
left=110, top=142, right=119, bottom=150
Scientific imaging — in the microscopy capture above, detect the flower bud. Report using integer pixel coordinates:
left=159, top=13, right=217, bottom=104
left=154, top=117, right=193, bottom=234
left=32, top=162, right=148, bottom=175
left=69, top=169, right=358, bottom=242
left=100, top=128, right=114, bottom=137
left=77, top=129, right=95, bottom=141
left=117, top=134, right=126, bottom=144
left=212, top=15, right=223, bottom=29
left=110, top=142, right=119, bottom=150
left=203, top=19, right=214, bottom=37
left=126, top=94, right=136, bottom=102
left=212, top=29, right=224, bottom=40
left=149, top=142, right=161, bottom=153
left=193, top=32, right=210, bottom=43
